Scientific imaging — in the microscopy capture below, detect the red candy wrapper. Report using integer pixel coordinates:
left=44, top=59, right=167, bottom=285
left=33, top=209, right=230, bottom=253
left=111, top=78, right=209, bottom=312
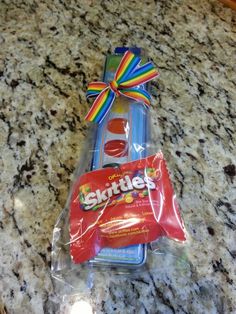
left=70, top=152, right=186, bottom=264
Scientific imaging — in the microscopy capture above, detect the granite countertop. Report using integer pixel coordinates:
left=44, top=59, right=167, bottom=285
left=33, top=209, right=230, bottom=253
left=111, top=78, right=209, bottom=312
left=0, top=0, right=235, bottom=313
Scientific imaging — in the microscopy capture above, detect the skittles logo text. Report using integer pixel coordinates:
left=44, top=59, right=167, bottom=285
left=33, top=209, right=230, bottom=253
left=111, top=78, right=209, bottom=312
left=81, top=174, right=156, bottom=211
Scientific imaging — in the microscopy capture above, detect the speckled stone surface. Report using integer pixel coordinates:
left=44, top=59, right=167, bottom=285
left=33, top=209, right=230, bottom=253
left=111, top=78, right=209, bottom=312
left=0, top=0, right=236, bottom=313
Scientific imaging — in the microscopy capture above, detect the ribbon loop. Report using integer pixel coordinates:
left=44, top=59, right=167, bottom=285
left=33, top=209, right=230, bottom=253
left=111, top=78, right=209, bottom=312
left=85, top=51, right=159, bottom=123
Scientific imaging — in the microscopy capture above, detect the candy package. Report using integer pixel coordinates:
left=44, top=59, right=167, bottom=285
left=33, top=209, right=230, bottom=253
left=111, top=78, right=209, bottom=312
left=51, top=48, right=188, bottom=308
left=70, top=152, right=186, bottom=265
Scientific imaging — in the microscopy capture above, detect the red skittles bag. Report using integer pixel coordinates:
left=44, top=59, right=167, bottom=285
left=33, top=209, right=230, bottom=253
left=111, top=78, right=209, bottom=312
left=70, top=152, right=186, bottom=264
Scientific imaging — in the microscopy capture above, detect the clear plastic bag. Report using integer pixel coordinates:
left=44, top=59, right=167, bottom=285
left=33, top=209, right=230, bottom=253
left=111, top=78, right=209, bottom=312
left=51, top=48, right=189, bottom=312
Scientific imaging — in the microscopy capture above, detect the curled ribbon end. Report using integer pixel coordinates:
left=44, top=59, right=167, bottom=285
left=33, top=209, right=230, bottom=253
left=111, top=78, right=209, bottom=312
left=85, top=113, right=92, bottom=122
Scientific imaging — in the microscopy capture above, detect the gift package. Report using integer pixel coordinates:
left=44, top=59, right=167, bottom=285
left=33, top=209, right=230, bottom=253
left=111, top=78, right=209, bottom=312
left=51, top=47, right=187, bottom=309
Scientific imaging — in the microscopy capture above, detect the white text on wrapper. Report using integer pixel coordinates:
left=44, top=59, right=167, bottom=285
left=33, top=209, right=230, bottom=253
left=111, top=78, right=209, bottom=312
left=82, top=175, right=156, bottom=210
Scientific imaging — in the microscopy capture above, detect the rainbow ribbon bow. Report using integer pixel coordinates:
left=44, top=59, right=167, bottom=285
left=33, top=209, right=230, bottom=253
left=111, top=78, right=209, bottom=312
left=85, top=51, right=159, bottom=123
